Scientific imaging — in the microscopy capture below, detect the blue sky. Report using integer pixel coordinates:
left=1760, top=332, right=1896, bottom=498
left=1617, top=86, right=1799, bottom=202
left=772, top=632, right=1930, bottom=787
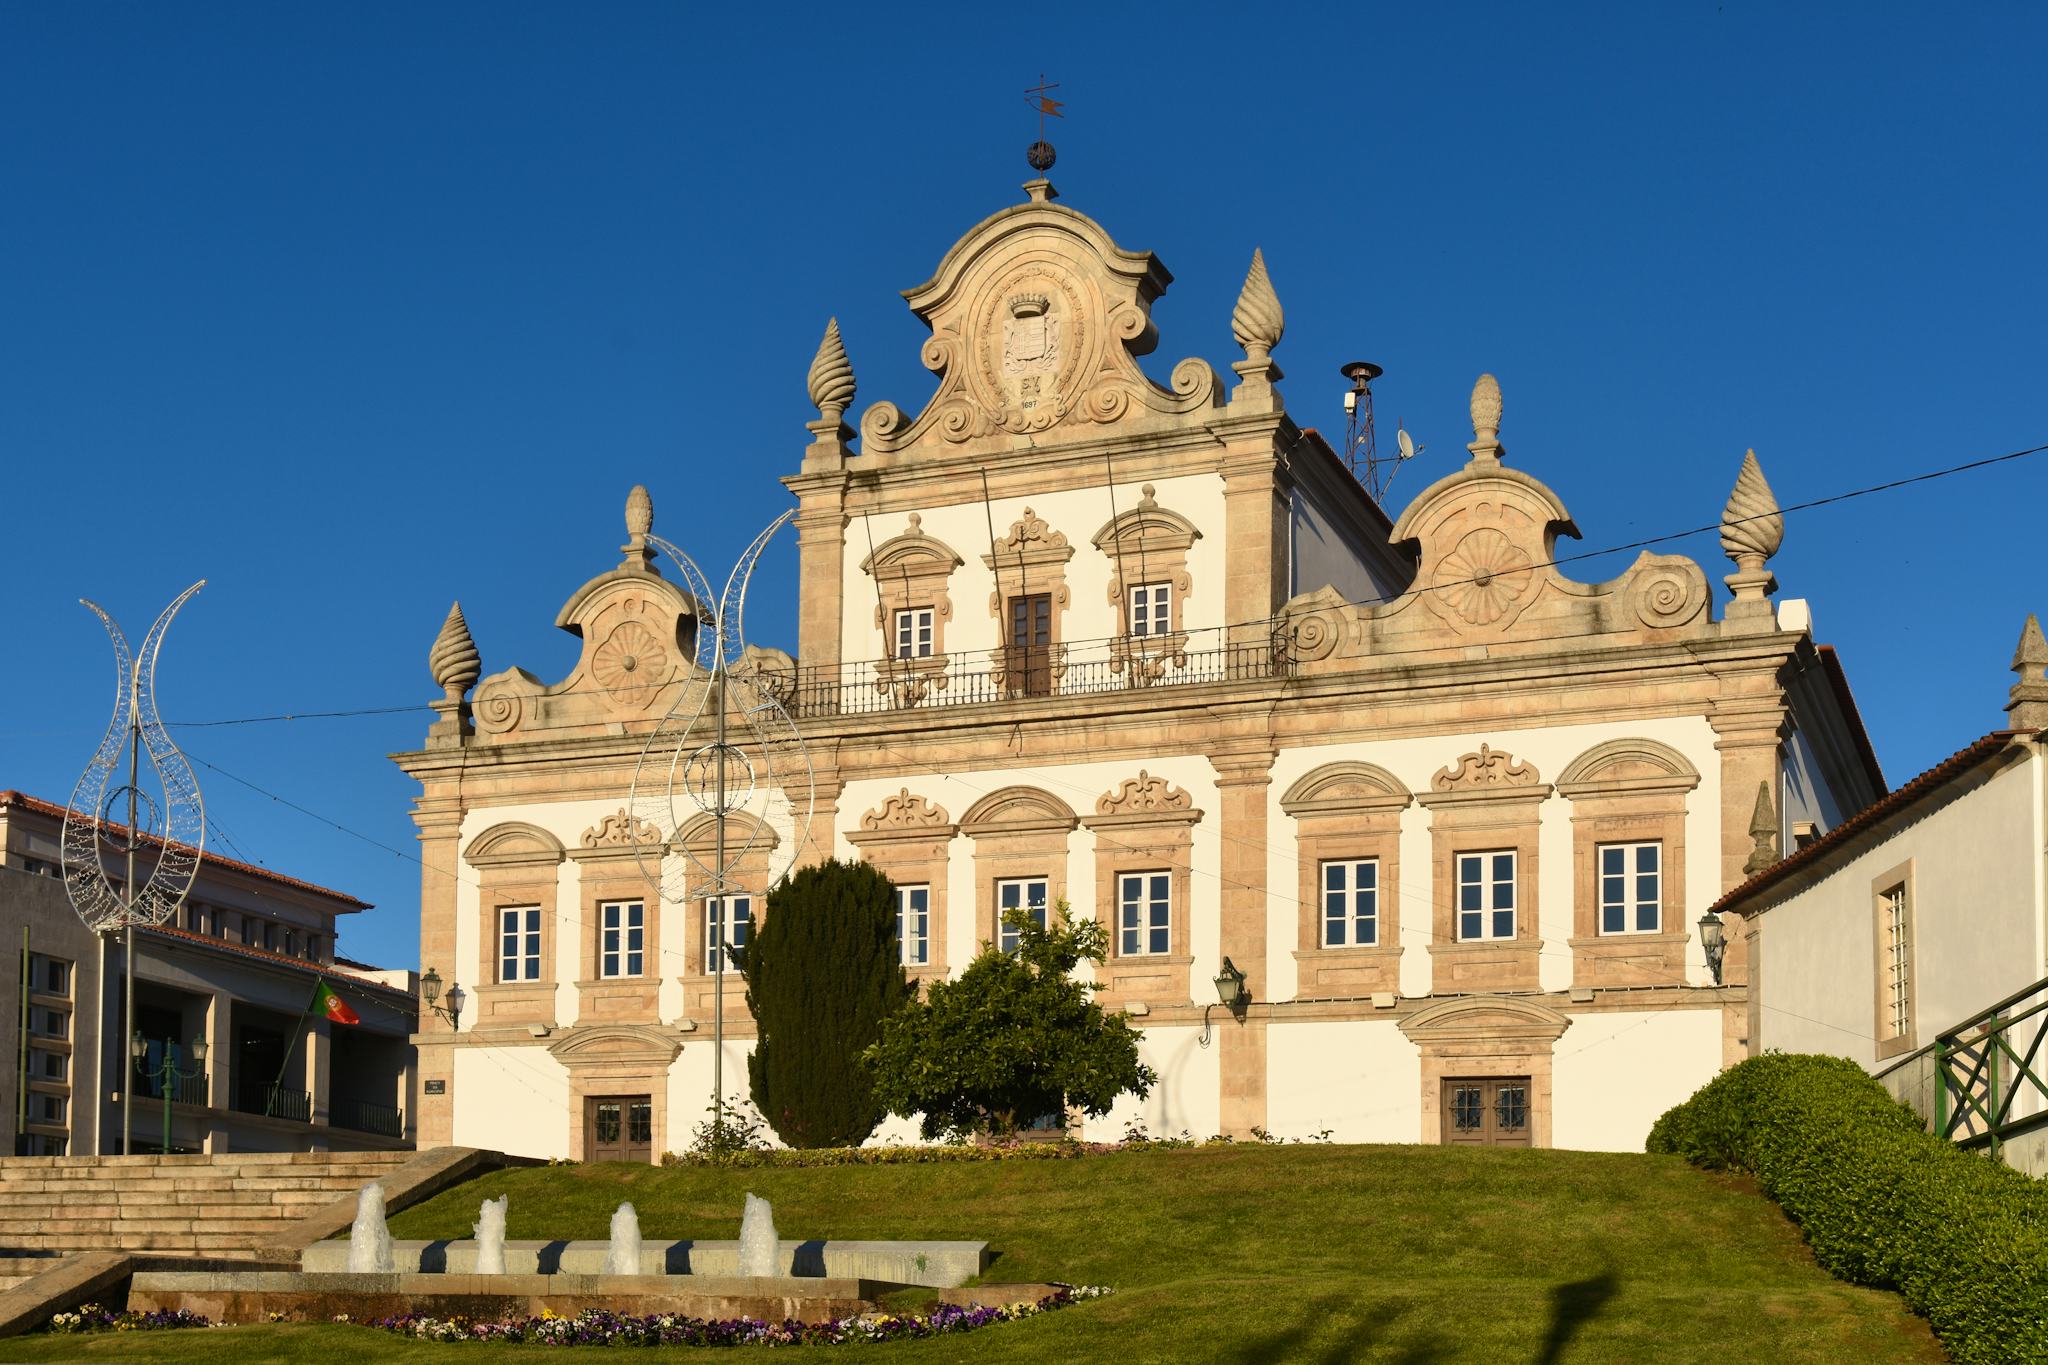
left=3, top=3, right=2043, bottom=970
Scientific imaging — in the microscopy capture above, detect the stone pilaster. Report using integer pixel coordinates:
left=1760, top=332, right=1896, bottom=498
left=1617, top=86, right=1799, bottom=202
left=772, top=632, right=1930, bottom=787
left=1211, top=745, right=1276, bottom=1138
left=412, top=792, right=465, bottom=1147
left=787, top=480, right=849, bottom=673
left=1218, top=445, right=1290, bottom=646
left=1708, top=676, right=1788, bottom=989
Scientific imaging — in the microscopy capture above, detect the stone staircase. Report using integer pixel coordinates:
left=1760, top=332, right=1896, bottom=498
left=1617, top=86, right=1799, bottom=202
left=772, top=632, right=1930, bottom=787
left=0, top=1151, right=413, bottom=1258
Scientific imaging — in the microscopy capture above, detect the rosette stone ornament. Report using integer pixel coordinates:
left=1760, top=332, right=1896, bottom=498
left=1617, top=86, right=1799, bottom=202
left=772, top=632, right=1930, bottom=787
left=1229, top=247, right=1284, bottom=403
left=427, top=602, right=480, bottom=741
left=1720, top=449, right=1783, bottom=629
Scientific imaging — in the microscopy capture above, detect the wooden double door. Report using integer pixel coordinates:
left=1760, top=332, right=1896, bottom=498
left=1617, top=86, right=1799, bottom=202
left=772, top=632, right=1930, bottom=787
left=585, top=1094, right=653, bottom=1163
left=1442, top=1076, right=1532, bottom=1147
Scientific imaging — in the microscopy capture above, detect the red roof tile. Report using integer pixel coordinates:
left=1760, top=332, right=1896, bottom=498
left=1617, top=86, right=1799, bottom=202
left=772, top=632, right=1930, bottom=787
left=144, top=922, right=415, bottom=1005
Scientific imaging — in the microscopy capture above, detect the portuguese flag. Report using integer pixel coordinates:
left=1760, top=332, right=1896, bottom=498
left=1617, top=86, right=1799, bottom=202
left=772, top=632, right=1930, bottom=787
left=310, top=979, right=360, bottom=1026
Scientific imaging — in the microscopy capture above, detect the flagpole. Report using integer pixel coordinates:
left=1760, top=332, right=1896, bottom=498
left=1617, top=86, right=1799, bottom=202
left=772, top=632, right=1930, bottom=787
left=264, top=980, right=322, bottom=1119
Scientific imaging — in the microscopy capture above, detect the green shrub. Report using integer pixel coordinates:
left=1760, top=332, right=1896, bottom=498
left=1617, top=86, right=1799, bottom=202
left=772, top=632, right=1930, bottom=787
left=1648, top=1053, right=2048, bottom=1364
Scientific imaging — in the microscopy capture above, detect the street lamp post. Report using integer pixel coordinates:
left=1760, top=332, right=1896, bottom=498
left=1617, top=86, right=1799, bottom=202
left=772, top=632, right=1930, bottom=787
left=132, top=1032, right=207, bottom=1155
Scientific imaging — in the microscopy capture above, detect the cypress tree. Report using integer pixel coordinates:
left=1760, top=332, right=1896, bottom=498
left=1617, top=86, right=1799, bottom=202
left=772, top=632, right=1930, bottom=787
left=741, top=858, right=914, bottom=1148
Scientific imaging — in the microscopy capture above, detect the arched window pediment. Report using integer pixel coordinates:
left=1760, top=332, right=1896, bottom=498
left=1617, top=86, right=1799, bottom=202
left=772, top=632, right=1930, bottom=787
left=1555, top=738, right=1701, bottom=798
left=959, top=785, right=1079, bottom=836
left=1280, top=761, right=1412, bottom=817
left=464, top=821, right=566, bottom=869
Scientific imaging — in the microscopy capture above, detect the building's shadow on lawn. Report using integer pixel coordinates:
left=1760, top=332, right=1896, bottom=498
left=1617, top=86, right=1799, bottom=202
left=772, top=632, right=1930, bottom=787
left=1219, top=1295, right=1441, bottom=1364
left=1535, top=1270, right=1620, bottom=1365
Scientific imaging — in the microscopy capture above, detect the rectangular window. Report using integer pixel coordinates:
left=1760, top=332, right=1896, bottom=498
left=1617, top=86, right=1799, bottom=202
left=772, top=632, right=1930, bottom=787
left=1322, top=859, right=1379, bottom=947
left=600, top=901, right=645, bottom=978
left=38, top=1049, right=66, bottom=1081
left=37, top=1008, right=68, bottom=1039
left=706, top=896, right=753, bottom=974
left=995, top=877, right=1049, bottom=952
left=1598, top=842, right=1662, bottom=934
left=499, top=906, right=542, bottom=982
left=1005, top=594, right=1053, bottom=697
left=897, top=885, right=930, bottom=966
left=41, top=1094, right=66, bottom=1123
left=1118, top=871, right=1172, bottom=956
left=1130, top=583, right=1171, bottom=638
left=894, top=607, right=935, bottom=660
left=239, top=916, right=255, bottom=946
left=1881, top=883, right=1911, bottom=1040
left=184, top=901, right=202, bottom=933
left=1457, top=851, right=1517, bottom=942
left=262, top=921, right=277, bottom=952
left=32, top=955, right=70, bottom=998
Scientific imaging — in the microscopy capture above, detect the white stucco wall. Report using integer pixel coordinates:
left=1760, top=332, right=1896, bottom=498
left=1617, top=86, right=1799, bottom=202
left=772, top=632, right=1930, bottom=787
left=453, top=1045, right=573, bottom=1158
left=1093, top=1025, right=1217, bottom=1140
left=1266, top=1019, right=1424, bottom=1143
left=1551, top=1008, right=1723, bottom=1151
left=1757, top=752, right=2044, bottom=1064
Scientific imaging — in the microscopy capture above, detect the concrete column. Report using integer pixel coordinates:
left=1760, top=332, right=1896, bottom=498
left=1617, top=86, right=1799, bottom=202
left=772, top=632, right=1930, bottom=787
left=202, top=991, right=230, bottom=1153
left=401, top=1047, right=420, bottom=1146
left=307, top=1016, right=332, bottom=1131
left=1211, top=746, right=1277, bottom=1138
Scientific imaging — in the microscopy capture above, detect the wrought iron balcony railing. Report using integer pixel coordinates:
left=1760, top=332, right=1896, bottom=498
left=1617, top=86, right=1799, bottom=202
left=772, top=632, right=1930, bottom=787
left=234, top=1081, right=311, bottom=1123
left=135, top=1071, right=208, bottom=1106
left=332, top=1097, right=405, bottom=1138
left=783, top=629, right=1286, bottom=720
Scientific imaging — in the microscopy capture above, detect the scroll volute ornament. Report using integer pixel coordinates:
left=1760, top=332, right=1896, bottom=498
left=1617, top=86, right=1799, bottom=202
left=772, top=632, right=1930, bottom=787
left=581, top=809, right=664, bottom=850
left=860, top=788, right=951, bottom=831
left=1097, top=770, right=1193, bottom=816
left=1432, top=744, right=1540, bottom=792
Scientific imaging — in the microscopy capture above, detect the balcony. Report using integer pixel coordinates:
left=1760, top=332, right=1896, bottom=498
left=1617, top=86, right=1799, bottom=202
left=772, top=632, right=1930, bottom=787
left=786, top=628, right=1285, bottom=720
left=134, top=1071, right=208, bottom=1107
left=332, top=1097, right=405, bottom=1138
left=233, top=1081, right=310, bottom=1123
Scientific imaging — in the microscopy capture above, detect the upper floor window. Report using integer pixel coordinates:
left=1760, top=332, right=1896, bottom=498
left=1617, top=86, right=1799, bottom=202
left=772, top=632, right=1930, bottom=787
left=996, top=876, right=1049, bottom=952
left=1599, top=843, right=1662, bottom=934
left=239, top=917, right=256, bottom=947
left=897, top=885, right=930, bottom=967
left=1005, top=595, right=1053, bottom=697
left=262, top=920, right=278, bottom=952
left=31, top=955, right=70, bottom=998
left=894, top=608, right=935, bottom=660
left=706, top=895, right=753, bottom=974
left=36, top=1008, right=67, bottom=1039
left=183, top=901, right=202, bottom=933
left=304, top=934, right=322, bottom=963
left=499, top=906, right=542, bottom=982
left=1457, top=852, right=1517, bottom=942
left=1322, top=859, right=1379, bottom=947
left=1118, top=872, right=1171, bottom=956
left=600, top=900, right=645, bottom=978
left=1130, top=583, right=1171, bottom=638
left=1880, top=882, right=1911, bottom=1040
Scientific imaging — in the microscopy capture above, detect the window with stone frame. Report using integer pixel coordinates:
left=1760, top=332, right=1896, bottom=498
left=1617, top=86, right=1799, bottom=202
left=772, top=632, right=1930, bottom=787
left=672, top=810, right=778, bottom=1022
left=600, top=900, right=646, bottom=978
left=995, top=877, right=1049, bottom=951
left=861, top=513, right=964, bottom=666
left=1872, top=859, right=1917, bottom=1059
left=465, top=820, right=567, bottom=1027
left=1085, top=771, right=1201, bottom=1006
left=1420, top=745, right=1548, bottom=995
left=846, top=787, right=955, bottom=982
left=959, top=785, right=1077, bottom=953
left=569, top=808, right=666, bottom=1018
left=1130, top=583, right=1171, bottom=638
left=982, top=509, right=1074, bottom=698
left=704, top=894, right=752, bottom=974
left=499, top=905, right=544, bottom=982
left=1556, top=739, right=1699, bottom=989
left=1282, top=762, right=1411, bottom=996
left=1092, top=485, right=1201, bottom=681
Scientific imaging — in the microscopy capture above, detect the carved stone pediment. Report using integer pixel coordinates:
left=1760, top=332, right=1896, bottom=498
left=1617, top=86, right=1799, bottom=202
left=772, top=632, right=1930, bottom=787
left=464, top=821, right=566, bottom=869
left=1097, top=771, right=1192, bottom=816
left=958, top=785, right=1078, bottom=836
left=1280, top=762, right=1411, bottom=817
left=860, top=788, right=951, bottom=831
left=579, top=809, right=664, bottom=850
left=1432, top=744, right=1541, bottom=793
left=546, top=1023, right=681, bottom=1070
left=859, top=186, right=1220, bottom=455
left=1398, top=994, right=1572, bottom=1046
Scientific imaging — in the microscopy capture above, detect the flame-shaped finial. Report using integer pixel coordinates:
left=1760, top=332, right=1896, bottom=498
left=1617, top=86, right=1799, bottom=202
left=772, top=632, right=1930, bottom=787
left=2007, top=613, right=2048, bottom=728
left=1231, top=249, right=1284, bottom=360
left=429, top=602, right=480, bottom=700
left=1743, top=780, right=1779, bottom=876
left=807, top=318, right=856, bottom=427
left=1720, top=450, right=1783, bottom=568
left=626, top=484, right=653, bottom=539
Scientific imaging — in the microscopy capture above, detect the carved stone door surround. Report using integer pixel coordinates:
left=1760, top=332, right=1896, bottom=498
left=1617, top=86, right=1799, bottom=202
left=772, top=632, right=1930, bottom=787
left=1399, top=995, right=1571, bottom=1148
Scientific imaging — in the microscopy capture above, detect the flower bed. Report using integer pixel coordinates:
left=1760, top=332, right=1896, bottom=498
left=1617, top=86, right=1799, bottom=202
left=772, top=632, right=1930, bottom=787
left=47, top=1303, right=210, bottom=1333
left=662, top=1121, right=1330, bottom=1167
left=373, top=1286, right=1110, bottom=1346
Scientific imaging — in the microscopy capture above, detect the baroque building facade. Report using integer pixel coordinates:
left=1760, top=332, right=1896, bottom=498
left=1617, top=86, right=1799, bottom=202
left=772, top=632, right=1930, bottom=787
left=395, top=178, right=1883, bottom=1161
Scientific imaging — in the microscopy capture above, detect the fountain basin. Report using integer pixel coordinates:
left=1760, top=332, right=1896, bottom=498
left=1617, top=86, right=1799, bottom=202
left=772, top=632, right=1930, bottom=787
left=127, top=1270, right=890, bottom=1326
left=301, top=1238, right=990, bottom=1287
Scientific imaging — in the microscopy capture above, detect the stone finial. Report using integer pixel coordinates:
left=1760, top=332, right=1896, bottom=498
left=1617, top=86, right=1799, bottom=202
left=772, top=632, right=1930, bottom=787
left=1743, top=781, right=1779, bottom=877
left=1228, top=249, right=1285, bottom=404
left=1467, top=374, right=1504, bottom=466
left=1721, top=450, right=1782, bottom=628
left=2006, top=613, right=2048, bottom=728
left=621, top=484, right=656, bottom=573
left=428, top=602, right=479, bottom=742
left=807, top=317, right=856, bottom=431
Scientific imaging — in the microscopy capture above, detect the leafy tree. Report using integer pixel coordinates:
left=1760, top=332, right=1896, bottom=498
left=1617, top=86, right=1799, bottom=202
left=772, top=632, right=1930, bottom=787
left=741, top=858, right=914, bottom=1148
left=864, top=903, right=1157, bottom=1139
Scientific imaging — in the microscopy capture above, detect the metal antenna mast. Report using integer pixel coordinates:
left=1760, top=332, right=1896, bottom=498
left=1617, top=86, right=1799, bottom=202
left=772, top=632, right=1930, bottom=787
left=1339, top=362, right=1423, bottom=503
left=61, top=583, right=207, bottom=1156
left=1024, top=74, right=1063, bottom=173
left=628, top=515, right=812, bottom=1137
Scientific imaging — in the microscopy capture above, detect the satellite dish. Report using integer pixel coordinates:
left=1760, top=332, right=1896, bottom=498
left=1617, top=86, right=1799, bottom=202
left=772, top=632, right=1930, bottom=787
left=1397, top=427, right=1424, bottom=462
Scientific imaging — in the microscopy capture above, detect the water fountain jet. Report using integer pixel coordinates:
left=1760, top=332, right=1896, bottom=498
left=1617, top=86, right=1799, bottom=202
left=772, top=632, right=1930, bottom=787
left=738, top=1193, right=779, bottom=1278
left=346, top=1183, right=394, bottom=1273
left=474, top=1195, right=508, bottom=1275
left=604, top=1202, right=643, bottom=1276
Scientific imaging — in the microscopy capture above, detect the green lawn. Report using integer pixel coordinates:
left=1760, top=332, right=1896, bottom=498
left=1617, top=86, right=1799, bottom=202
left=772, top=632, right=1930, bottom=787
left=0, top=1144, right=1943, bottom=1363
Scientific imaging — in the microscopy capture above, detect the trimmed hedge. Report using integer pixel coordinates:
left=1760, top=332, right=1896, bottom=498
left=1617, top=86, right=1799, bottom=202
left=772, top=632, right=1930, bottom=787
left=1647, top=1053, right=2048, bottom=1364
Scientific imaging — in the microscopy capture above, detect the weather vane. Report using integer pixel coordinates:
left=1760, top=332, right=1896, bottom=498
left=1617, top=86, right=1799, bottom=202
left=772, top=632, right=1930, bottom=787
left=1025, top=74, right=1063, bottom=173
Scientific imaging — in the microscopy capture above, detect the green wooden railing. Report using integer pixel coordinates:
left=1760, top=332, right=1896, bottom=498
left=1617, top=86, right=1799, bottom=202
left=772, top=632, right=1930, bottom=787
left=1934, top=974, right=2048, bottom=1158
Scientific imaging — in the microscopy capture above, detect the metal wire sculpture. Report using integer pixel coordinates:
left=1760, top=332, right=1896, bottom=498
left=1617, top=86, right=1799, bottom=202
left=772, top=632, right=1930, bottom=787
left=626, top=515, right=813, bottom=1123
left=61, top=582, right=208, bottom=932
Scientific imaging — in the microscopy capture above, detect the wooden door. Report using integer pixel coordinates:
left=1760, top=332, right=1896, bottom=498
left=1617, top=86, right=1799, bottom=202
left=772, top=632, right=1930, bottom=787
left=585, top=1094, right=653, bottom=1163
left=1442, top=1077, right=1532, bottom=1147
left=1006, top=594, right=1052, bottom=697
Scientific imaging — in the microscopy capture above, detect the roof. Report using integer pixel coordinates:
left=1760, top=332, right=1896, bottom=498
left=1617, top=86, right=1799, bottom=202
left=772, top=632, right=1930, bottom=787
left=1711, top=729, right=2033, bottom=916
left=0, top=790, right=371, bottom=910
left=143, top=922, right=417, bottom=1006
left=1817, top=644, right=1887, bottom=797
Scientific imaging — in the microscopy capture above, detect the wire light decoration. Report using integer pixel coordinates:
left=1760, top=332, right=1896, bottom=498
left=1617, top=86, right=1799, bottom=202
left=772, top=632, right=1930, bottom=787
left=60, top=581, right=208, bottom=1155
left=627, top=514, right=813, bottom=1129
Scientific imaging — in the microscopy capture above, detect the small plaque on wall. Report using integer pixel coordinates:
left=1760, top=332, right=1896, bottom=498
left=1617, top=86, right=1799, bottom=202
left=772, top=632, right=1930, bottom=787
left=424, top=1079, right=446, bottom=1095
